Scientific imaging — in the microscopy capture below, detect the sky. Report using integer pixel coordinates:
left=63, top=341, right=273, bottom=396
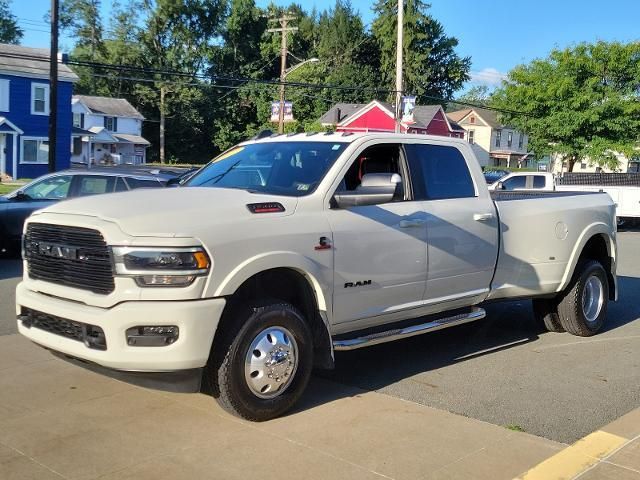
left=11, top=0, right=640, bottom=90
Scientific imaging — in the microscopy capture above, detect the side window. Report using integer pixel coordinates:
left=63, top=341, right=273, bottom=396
left=502, top=176, right=526, bottom=190
left=335, top=144, right=406, bottom=200
left=407, top=144, right=476, bottom=200
left=21, top=175, right=73, bottom=200
left=532, top=176, right=546, bottom=189
left=77, top=176, right=116, bottom=196
left=125, top=178, right=162, bottom=189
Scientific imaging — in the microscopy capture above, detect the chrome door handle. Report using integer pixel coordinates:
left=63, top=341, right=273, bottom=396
left=399, top=219, right=427, bottom=228
left=473, top=213, right=494, bottom=222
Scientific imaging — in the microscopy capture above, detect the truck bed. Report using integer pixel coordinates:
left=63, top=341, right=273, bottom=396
left=488, top=190, right=615, bottom=301
left=491, top=191, right=600, bottom=201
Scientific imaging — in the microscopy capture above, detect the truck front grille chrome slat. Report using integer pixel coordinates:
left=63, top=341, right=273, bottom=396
left=24, top=223, right=115, bottom=295
left=332, top=307, right=486, bottom=351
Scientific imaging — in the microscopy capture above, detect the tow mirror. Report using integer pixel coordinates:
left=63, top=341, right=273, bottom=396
left=333, top=173, right=402, bottom=208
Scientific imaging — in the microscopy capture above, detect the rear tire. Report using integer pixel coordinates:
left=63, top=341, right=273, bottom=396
left=557, top=260, right=609, bottom=337
left=532, top=298, right=564, bottom=333
left=204, top=301, right=313, bottom=421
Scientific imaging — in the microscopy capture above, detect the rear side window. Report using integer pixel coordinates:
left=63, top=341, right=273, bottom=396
left=533, top=176, right=546, bottom=188
left=77, top=176, right=116, bottom=196
left=125, top=178, right=162, bottom=189
left=502, top=176, right=526, bottom=190
left=407, top=144, right=476, bottom=200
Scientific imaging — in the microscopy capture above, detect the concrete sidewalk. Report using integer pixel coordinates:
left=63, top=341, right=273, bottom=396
left=0, top=334, right=568, bottom=480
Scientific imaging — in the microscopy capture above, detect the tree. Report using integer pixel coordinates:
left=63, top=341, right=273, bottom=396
left=139, top=0, right=226, bottom=162
left=448, top=85, right=491, bottom=110
left=493, top=41, right=640, bottom=171
left=0, top=0, right=22, bottom=44
left=371, top=0, right=470, bottom=103
left=60, top=0, right=106, bottom=59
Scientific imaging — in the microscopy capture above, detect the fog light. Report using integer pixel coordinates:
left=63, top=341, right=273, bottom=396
left=126, top=326, right=179, bottom=347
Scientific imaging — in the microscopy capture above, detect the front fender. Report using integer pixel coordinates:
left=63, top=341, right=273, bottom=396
left=210, top=251, right=332, bottom=318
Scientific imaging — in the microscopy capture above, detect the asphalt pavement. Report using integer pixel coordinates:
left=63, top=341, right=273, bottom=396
left=1, top=232, right=638, bottom=445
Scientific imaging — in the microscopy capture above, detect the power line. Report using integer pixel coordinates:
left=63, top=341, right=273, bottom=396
left=0, top=51, right=533, bottom=117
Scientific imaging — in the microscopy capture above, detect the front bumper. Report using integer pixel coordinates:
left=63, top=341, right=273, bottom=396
left=16, top=282, right=226, bottom=372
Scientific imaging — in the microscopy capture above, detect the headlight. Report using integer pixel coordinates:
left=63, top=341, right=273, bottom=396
left=112, top=247, right=211, bottom=287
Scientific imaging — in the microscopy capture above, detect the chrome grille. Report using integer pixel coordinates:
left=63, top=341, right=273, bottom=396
left=24, top=223, right=115, bottom=295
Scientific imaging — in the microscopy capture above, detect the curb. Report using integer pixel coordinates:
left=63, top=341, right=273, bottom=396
left=514, top=408, right=640, bottom=480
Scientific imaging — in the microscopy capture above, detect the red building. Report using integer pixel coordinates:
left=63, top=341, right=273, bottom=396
left=318, top=101, right=465, bottom=138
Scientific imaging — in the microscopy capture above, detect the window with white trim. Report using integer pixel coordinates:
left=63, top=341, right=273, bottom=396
left=21, top=137, right=49, bottom=164
left=31, top=83, right=49, bottom=115
left=0, top=79, right=9, bottom=112
left=73, top=112, right=84, bottom=128
left=468, top=129, right=475, bottom=144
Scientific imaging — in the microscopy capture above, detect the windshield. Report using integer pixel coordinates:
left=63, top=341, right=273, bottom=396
left=186, top=141, right=347, bottom=197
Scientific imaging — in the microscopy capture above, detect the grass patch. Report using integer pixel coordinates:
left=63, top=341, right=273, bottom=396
left=505, top=424, right=526, bottom=432
left=0, top=184, right=18, bottom=195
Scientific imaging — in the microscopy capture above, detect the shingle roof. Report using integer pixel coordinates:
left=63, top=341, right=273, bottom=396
left=447, top=107, right=502, bottom=128
left=0, top=43, right=79, bottom=82
left=74, top=95, right=145, bottom=119
left=318, top=103, right=363, bottom=125
left=411, top=105, right=443, bottom=129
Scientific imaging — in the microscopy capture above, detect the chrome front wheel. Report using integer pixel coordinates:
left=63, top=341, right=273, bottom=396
left=244, top=327, right=299, bottom=399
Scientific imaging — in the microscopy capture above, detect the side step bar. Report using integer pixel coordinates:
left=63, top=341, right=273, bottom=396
left=333, top=307, right=486, bottom=351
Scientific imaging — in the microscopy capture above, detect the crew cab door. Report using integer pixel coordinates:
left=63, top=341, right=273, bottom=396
left=326, top=142, right=427, bottom=327
left=405, top=143, right=499, bottom=306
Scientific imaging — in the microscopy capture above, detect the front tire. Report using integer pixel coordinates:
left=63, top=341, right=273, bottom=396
left=557, top=260, right=609, bottom=337
left=205, top=302, right=313, bottom=421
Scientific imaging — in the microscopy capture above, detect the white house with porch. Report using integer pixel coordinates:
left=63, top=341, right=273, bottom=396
left=71, top=95, right=150, bottom=166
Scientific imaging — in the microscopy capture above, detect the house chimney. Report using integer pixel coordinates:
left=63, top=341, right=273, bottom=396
left=334, top=107, right=341, bottom=124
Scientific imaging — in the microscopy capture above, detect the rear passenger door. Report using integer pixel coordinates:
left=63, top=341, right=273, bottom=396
left=406, top=143, right=499, bottom=307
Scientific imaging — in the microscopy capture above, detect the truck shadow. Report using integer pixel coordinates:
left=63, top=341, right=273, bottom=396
left=292, top=275, right=640, bottom=415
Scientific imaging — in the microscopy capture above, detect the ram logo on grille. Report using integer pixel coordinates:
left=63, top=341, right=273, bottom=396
left=35, top=242, right=80, bottom=260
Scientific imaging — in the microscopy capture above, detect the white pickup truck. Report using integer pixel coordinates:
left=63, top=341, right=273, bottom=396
left=16, top=133, right=617, bottom=420
left=490, top=171, right=640, bottom=226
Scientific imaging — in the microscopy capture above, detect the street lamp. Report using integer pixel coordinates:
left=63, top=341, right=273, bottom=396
left=278, top=58, right=319, bottom=133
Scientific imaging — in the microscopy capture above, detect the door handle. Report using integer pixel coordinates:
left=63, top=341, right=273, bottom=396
left=473, top=213, right=494, bottom=222
left=399, top=218, right=427, bottom=228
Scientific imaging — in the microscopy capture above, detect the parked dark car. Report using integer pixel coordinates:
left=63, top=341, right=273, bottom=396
left=0, top=169, right=173, bottom=255
left=483, top=169, right=509, bottom=185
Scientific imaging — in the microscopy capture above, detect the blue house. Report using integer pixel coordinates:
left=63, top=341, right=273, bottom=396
left=0, top=43, right=78, bottom=180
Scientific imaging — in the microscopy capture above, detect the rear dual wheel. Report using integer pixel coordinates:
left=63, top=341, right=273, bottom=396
left=534, top=260, right=609, bottom=337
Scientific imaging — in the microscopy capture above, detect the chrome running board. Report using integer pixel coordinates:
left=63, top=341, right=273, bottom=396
left=332, top=307, right=486, bottom=351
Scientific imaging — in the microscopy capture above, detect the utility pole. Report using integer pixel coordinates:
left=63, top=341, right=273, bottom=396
left=268, top=14, right=297, bottom=134
left=394, top=0, right=404, bottom=133
left=159, top=85, right=165, bottom=164
left=48, top=0, right=59, bottom=173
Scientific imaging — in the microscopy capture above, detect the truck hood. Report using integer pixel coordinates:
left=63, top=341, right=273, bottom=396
left=33, top=187, right=299, bottom=238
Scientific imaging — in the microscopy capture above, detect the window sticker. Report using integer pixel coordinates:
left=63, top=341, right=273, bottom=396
left=332, top=144, right=341, bottom=150
left=297, top=184, right=310, bottom=191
